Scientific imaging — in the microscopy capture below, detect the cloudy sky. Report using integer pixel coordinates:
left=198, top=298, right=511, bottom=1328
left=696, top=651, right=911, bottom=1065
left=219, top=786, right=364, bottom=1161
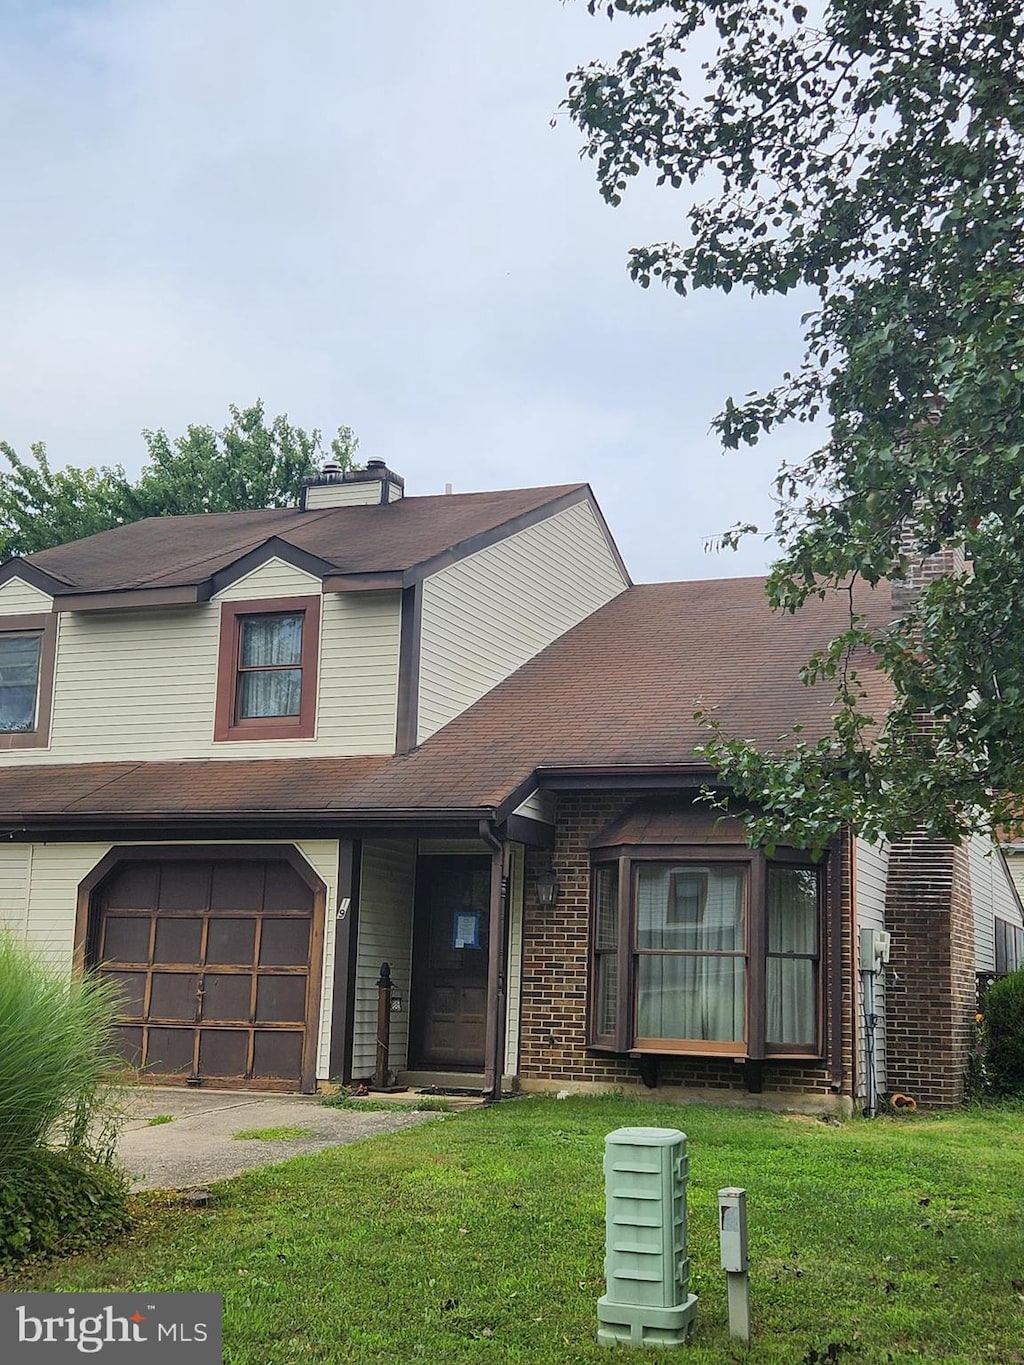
left=0, top=0, right=818, bottom=583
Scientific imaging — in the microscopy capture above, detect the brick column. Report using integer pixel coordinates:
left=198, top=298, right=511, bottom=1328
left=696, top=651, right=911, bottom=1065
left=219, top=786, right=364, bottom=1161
left=884, top=835, right=975, bottom=1107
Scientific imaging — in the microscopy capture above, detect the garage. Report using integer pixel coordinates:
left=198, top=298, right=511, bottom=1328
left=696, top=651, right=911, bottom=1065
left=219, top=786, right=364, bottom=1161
left=84, top=849, right=325, bottom=1091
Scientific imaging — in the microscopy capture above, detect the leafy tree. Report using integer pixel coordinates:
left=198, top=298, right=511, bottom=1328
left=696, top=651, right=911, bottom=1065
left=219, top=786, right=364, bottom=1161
left=567, top=0, right=1024, bottom=849
left=0, top=401, right=358, bottom=559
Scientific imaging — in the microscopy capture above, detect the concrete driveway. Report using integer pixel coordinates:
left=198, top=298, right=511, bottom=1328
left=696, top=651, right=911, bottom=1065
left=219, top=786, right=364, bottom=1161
left=116, top=1087, right=450, bottom=1191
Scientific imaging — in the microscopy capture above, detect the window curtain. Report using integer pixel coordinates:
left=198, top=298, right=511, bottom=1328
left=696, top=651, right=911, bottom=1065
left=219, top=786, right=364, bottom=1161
left=594, top=866, right=618, bottom=1036
left=635, top=865, right=745, bottom=1042
left=0, top=634, right=41, bottom=732
left=238, top=616, right=303, bottom=718
left=766, top=867, right=817, bottom=1045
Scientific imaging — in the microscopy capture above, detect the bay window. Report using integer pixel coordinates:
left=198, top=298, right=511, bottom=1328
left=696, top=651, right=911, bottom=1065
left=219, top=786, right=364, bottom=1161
left=589, top=843, right=825, bottom=1060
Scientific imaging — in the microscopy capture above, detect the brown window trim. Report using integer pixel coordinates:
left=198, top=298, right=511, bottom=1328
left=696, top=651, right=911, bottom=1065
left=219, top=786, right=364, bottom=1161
left=0, top=612, right=57, bottom=750
left=214, top=596, right=321, bottom=742
left=764, top=861, right=825, bottom=1058
left=587, top=844, right=827, bottom=1063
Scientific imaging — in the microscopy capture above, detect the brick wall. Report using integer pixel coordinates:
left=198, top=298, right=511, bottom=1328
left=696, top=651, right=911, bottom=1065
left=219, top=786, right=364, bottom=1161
left=884, top=834, right=974, bottom=1107
left=882, top=528, right=974, bottom=1109
left=517, top=792, right=849, bottom=1105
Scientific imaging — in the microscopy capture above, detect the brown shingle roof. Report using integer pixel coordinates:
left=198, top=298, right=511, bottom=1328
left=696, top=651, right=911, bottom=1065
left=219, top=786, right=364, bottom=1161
left=0, top=577, right=894, bottom=828
left=18, top=485, right=586, bottom=593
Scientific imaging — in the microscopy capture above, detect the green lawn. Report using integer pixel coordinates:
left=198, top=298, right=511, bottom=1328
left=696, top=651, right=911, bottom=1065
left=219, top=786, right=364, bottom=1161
left=5, top=1096, right=1024, bottom=1364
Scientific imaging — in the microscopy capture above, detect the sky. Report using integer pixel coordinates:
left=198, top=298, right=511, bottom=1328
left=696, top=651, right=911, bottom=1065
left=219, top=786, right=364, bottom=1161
left=0, top=0, right=821, bottom=584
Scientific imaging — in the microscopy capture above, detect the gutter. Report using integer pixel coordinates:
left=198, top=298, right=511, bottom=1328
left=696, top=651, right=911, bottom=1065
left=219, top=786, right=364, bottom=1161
left=0, top=808, right=498, bottom=847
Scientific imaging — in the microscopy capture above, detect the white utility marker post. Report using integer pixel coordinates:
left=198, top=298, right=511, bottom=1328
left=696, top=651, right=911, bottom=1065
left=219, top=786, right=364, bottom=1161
left=718, top=1187, right=751, bottom=1347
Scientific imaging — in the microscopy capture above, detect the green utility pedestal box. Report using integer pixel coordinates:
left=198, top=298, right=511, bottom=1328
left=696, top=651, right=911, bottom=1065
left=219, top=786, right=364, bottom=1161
left=597, top=1126, right=698, bottom=1348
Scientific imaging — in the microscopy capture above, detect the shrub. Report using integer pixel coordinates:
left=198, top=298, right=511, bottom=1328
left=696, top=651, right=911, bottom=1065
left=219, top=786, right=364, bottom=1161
left=0, top=1147, right=129, bottom=1272
left=0, top=930, right=123, bottom=1168
left=982, top=967, right=1024, bottom=1097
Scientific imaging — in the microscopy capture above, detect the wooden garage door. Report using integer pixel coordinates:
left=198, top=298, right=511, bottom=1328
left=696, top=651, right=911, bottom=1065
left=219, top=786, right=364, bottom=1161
left=93, top=857, right=317, bottom=1090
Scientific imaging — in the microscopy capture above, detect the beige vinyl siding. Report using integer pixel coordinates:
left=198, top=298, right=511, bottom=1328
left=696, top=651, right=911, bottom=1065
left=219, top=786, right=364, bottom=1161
left=12, top=838, right=336, bottom=971
left=1005, top=848, right=1024, bottom=903
left=416, top=499, right=628, bottom=742
left=970, top=836, right=1023, bottom=975
left=513, top=790, right=556, bottom=825
left=214, top=557, right=320, bottom=602
left=3, top=570, right=401, bottom=765
left=504, top=843, right=525, bottom=1077
left=21, top=842, right=106, bottom=968
left=47, top=606, right=219, bottom=762
left=314, top=591, right=401, bottom=754
left=10, top=837, right=339, bottom=1076
left=855, top=837, right=889, bottom=1099
left=0, top=578, right=53, bottom=613
left=351, top=840, right=416, bottom=1078
left=0, top=844, right=31, bottom=938
left=303, top=482, right=388, bottom=509
left=286, top=840, right=340, bottom=1082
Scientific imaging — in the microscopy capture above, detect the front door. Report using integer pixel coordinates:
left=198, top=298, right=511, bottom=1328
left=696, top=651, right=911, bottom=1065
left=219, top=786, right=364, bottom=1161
left=409, top=856, right=490, bottom=1069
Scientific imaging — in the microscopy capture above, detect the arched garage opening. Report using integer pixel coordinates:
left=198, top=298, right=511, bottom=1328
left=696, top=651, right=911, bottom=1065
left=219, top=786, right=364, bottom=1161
left=76, top=846, right=327, bottom=1092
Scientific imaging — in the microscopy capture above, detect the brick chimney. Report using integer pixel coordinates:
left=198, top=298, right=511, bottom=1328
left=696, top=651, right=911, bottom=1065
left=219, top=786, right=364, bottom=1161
left=884, top=510, right=975, bottom=1107
left=301, top=458, right=405, bottom=510
left=890, top=537, right=969, bottom=617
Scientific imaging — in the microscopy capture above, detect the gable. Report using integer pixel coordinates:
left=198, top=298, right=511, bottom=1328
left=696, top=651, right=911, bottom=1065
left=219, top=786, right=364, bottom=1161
left=0, top=576, right=53, bottom=614
left=213, top=556, right=322, bottom=603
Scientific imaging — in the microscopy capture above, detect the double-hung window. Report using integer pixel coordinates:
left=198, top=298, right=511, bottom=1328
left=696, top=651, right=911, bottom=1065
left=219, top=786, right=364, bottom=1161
left=215, top=597, right=320, bottom=742
left=0, top=613, right=56, bottom=750
left=590, top=837, right=825, bottom=1060
left=634, top=863, right=747, bottom=1048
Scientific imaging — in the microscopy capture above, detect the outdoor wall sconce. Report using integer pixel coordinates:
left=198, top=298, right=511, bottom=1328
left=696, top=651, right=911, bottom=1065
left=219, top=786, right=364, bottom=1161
left=536, top=868, right=560, bottom=907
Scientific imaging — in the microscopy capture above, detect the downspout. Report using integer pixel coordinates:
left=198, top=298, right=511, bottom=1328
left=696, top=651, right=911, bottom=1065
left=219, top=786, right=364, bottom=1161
left=479, top=820, right=509, bottom=1103
left=828, top=831, right=846, bottom=1098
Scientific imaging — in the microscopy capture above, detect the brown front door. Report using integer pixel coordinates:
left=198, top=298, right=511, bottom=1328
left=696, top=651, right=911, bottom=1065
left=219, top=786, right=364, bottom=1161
left=91, top=856, right=318, bottom=1091
left=409, top=857, right=490, bottom=1069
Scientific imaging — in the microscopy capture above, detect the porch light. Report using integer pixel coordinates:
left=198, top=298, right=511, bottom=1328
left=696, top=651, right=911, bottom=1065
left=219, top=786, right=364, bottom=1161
left=536, top=868, right=560, bottom=907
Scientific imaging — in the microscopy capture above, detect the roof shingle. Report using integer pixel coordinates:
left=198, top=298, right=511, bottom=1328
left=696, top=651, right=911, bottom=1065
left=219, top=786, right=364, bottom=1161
left=20, top=485, right=585, bottom=593
left=0, top=577, right=894, bottom=826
